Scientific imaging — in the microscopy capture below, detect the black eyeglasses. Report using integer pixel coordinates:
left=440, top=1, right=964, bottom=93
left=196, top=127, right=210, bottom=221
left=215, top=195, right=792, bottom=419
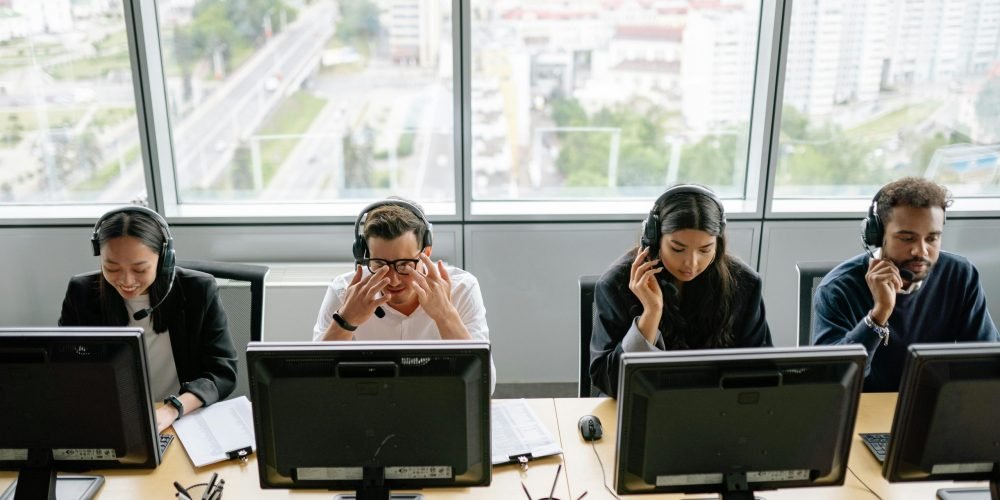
left=363, top=256, right=421, bottom=275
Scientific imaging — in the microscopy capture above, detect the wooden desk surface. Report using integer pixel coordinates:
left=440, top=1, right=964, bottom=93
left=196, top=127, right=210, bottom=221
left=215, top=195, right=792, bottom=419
left=0, top=399, right=569, bottom=500
left=849, top=392, right=984, bottom=500
left=552, top=397, right=879, bottom=499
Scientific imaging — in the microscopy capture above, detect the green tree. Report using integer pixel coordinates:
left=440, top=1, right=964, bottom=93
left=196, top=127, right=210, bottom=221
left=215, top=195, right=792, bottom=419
left=553, top=97, right=672, bottom=189
left=337, top=0, right=381, bottom=45
left=678, top=133, right=741, bottom=186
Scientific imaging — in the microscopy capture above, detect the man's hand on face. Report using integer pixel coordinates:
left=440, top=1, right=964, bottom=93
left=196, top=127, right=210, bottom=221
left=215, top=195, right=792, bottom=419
left=339, top=265, right=392, bottom=326
left=409, top=254, right=459, bottom=323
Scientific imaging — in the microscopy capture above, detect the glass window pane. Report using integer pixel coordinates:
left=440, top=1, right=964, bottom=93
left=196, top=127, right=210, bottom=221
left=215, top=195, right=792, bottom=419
left=775, top=0, right=1000, bottom=202
left=0, top=2, right=144, bottom=204
left=158, top=0, right=455, bottom=207
left=470, top=0, right=762, bottom=205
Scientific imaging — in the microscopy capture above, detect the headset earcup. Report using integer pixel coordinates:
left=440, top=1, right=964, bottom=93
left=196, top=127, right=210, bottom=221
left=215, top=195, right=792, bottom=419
left=862, top=214, right=882, bottom=247
left=642, top=213, right=660, bottom=257
left=91, top=236, right=101, bottom=256
left=160, top=243, right=176, bottom=279
left=424, top=222, right=433, bottom=249
left=352, top=238, right=367, bottom=263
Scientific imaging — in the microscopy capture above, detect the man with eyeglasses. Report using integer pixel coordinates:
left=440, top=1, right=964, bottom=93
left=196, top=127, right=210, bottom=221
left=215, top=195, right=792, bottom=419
left=312, top=199, right=495, bottom=391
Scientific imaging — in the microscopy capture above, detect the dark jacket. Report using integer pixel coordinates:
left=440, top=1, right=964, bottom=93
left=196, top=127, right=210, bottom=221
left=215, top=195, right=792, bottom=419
left=813, top=251, right=999, bottom=392
left=58, top=266, right=238, bottom=406
left=590, top=251, right=772, bottom=398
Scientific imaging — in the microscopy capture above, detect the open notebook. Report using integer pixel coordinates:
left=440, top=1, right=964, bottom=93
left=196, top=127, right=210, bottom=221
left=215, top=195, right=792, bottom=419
left=491, top=399, right=562, bottom=465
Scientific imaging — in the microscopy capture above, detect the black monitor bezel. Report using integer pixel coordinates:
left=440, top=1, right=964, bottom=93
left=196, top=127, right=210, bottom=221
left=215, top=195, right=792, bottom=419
left=0, top=327, right=160, bottom=473
left=883, top=342, right=1000, bottom=484
left=246, top=340, right=492, bottom=492
left=615, top=345, right=867, bottom=496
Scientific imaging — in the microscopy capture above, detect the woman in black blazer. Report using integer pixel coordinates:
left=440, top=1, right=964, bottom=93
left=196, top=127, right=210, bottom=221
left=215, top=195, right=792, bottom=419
left=590, top=186, right=772, bottom=398
left=59, top=207, right=237, bottom=432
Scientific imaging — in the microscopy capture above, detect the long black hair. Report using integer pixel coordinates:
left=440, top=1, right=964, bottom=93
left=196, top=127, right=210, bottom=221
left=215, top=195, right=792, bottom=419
left=618, top=191, right=740, bottom=349
left=94, top=211, right=170, bottom=333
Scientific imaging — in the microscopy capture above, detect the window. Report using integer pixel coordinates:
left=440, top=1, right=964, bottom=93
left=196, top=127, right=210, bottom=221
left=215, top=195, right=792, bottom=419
left=156, top=0, right=456, bottom=214
left=469, top=0, right=763, bottom=215
left=773, top=0, right=1000, bottom=212
left=0, top=2, right=143, bottom=206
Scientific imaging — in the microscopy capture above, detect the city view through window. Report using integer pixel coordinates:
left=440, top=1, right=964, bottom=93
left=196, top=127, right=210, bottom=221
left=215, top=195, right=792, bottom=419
left=0, top=1, right=142, bottom=204
left=777, top=0, right=1000, bottom=199
left=0, top=0, right=996, bottom=211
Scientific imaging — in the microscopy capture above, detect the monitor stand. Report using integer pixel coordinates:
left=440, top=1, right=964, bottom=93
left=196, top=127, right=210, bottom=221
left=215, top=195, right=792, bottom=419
left=332, top=466, right=425, bottom=500
left=936, top=478, right=1000, bottom=500
left=13, top=466, right=56, bottom=500
left=936, top=467, right=1000, bottom=500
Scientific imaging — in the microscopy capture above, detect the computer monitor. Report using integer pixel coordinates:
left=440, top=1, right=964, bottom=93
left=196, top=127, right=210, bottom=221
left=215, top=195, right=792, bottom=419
left=615, top=345, right=867, bottom=499
left=247, top=340, right=492, bottom=500
left=883, top=343, right=1000, bottom=500
left=0, top=327, right=160, bottom=499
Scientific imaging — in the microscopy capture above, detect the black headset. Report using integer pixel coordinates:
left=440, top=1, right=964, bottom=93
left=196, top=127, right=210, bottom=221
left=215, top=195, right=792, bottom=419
left=641, top=184, right=726, bottom=260
left=861, top=188, right=886, bottom=250
left=91, top=206, right=176, bottom=321
left=351, top=199, right=433, bottom=264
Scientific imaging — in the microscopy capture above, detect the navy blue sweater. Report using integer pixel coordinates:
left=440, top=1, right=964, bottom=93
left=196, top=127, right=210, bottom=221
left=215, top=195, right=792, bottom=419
left=813, top=251, right=999, bottom=391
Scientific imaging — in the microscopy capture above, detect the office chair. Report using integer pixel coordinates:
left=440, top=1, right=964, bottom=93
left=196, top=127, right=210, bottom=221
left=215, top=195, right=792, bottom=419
left=795, top=261, right=839, bottom=347
left=578, top=275, right=600, bottom=397
left=178, top=260, right=269, bottom=400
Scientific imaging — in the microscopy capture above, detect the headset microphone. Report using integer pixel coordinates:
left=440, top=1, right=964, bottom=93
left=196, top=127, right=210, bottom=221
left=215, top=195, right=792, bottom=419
left=374, top=306, right=385, bottom=318
left=132, top=277, right=176, bottom=322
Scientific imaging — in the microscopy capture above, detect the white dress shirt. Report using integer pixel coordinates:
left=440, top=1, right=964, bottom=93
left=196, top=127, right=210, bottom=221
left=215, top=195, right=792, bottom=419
left=313, top=265, right=496, bottom=393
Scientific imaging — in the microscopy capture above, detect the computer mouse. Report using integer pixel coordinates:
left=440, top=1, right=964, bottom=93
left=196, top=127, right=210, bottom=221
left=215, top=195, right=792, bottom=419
left=578, top=414, right=603, bottom=441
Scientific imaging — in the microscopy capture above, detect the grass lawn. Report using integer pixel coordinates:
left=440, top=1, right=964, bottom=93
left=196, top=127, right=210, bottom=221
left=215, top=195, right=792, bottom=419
left=256, top=91, right=327, bottom=182
left=0, top=106, right=134, bottom=136
left=847, top=102, right=941, bottom=141
left=73, top=145, right=140, bottom=192
left=48, top=53, right=130, bottom=80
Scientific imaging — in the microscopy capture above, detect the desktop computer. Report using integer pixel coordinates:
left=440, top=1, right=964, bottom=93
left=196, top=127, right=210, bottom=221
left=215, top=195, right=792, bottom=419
left=615, top=345, right=867, bottom=499
left=883, top=343, right=1000, bottom=500
left=0, top=327, right=161, bottom=500
left=247, top=340, right=492, bottom=500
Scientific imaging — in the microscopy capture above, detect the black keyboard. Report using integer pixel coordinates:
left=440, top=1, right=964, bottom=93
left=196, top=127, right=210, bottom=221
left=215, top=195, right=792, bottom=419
left=159, top=433, right=175, bottom=456
left=859, top=432, right=889, bottom=463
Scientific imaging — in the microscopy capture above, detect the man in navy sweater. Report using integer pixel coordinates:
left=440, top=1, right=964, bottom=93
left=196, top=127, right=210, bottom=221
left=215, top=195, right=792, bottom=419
left=814, top=177, right=999, bottom=391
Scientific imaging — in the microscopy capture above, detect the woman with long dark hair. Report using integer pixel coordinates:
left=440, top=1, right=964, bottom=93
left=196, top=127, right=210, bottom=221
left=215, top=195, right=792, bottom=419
left=590, top=185, right=772, bottom=397
left=59, top=207, right=237, bottom=432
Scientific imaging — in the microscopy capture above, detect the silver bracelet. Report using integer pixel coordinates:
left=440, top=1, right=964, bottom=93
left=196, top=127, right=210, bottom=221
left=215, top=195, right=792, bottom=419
left=863, top=314, right=890, bottom=346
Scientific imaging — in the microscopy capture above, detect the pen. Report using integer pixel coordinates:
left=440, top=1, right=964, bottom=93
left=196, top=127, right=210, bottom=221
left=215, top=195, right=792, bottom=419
left=548, top=464, right=561, bottom=499
left=173, top=481, right=192, bottom=500
left=520, top=481, right=533, bottom=500
left=202, top=472, right=218, bottom=500
left=209, top=478, right=225, bottom=500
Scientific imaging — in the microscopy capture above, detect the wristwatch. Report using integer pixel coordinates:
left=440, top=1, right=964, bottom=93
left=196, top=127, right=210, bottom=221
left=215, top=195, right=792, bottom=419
left=863, top=314, right=890, bottom=346
left=163, top=394, right=184, bottom=420
left=332, top=311, right=358, bottom=332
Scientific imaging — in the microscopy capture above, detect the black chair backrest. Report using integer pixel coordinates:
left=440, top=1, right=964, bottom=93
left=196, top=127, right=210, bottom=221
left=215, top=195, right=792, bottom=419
left=795, top=261, right=839, bottom=347
left=178, top=260, right=269, bottom=400
left=578, top=275, right=600, bottom=397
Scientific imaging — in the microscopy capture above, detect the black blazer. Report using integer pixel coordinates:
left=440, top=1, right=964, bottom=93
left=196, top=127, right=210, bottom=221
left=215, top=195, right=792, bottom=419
left=58, top=267, right=238, bottom=406
left=590, top=252, right=772, bottom=398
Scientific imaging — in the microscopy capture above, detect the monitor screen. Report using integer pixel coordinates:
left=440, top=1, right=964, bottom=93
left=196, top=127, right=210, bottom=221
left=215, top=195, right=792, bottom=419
left=0, top=327, right=160, bottom=498
left=883, top=343, right=1000, bottom=497
left=615, top=345, right=867, bottom=498
left=247, top=340, right=491, bottom=499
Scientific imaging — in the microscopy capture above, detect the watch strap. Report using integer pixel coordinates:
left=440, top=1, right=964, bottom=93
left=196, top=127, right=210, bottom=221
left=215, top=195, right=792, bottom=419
left=332, top=311, right=358, bottom=332
left=163, top=394, right=184, bottom=420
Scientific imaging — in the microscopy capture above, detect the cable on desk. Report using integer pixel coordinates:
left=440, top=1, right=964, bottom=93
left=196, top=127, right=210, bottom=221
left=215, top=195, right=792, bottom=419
left=848, top=467, right=884, bottom=500
left=590, top=440, right=620, bottom=500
